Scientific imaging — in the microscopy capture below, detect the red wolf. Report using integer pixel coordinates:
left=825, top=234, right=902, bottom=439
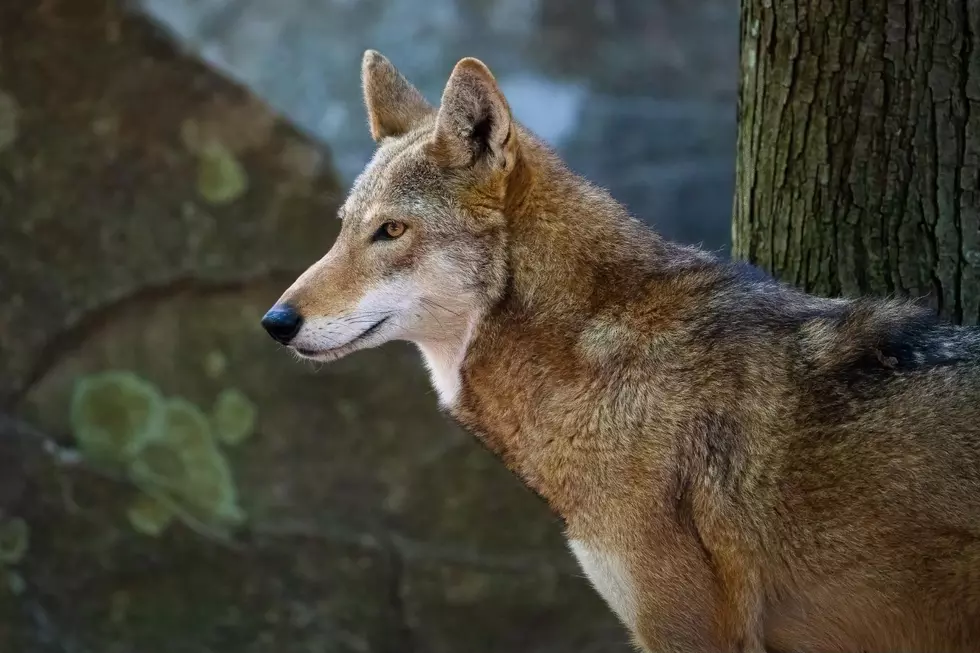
left=262, top=50, right=980, bottom=653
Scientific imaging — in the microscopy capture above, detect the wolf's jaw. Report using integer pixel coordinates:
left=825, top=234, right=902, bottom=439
left=293, top=315, right=391, bottom=361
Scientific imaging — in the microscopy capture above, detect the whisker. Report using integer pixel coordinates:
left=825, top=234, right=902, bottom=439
left=421, top=297, right=464, bottom=319
left=418, top=301, right=447, bottom=331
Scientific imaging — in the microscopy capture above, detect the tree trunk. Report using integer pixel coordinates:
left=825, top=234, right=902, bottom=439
left=733, top=0, right=980, bottom=325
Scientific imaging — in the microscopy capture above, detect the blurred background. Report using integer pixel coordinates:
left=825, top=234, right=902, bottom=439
left=0, top=0, right=737, bottom=651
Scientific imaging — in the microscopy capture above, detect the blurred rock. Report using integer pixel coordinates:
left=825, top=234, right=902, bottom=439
left=0, top=0, right=339, bottom=405
left=0, top=0, right=631, bottom=651
left=136, top=0, right=738, bottom=252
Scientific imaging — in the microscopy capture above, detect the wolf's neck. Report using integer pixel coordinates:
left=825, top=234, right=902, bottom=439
left=440, top=140, right=706, bottom=518
left=502, top=138, right=685, bottom=320
left=417, top=138, right=657, bottom=408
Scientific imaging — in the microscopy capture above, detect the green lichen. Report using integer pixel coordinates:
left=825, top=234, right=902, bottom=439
left=179, top=117, right=203, bottom=154
left=203, top=350, right=227, bottom=379
left=69, top=372, right=254, bottom=537
left=130, top=398, right=245, bottom=527
left=209, top=388, right=256, bottom=446
left=6, top=571, right=26, bottom=595
left=196, top=141, right=248, bottom=205
left=126, top=494, right=175, bottom=537
left=70, top=371, right=165, bottom=466
left=0, top=89, right=18, bottom=152
left=0, top=517, right=29, bottom=565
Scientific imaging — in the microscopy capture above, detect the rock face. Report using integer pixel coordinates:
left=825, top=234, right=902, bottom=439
left=136, top=0, right=738, bottom=253
left=0, top=0, right=634, bottom=650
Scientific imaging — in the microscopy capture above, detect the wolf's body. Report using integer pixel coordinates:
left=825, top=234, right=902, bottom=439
left=262, top=51, right=980, bottom=652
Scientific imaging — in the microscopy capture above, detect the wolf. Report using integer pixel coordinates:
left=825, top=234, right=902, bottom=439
left=261, top=50, right=980, bottom=653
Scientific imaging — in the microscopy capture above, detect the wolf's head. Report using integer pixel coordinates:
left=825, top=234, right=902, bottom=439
left=262, top=51, right=524, bottom=369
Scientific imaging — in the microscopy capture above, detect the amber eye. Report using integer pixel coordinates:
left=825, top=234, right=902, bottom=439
left=373, top=220, right=406, bottom=242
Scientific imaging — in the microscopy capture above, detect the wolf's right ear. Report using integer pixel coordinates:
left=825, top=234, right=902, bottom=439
left=428, top=57, right=516, bottom=171
left=361, top=50, right=433, bottom=142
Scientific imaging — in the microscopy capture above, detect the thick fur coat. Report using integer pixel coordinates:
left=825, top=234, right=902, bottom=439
left=263, top=51, right=980, bottom=653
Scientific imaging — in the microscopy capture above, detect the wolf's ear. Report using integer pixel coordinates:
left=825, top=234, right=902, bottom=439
left=428, top=58, right=516, bottom=171
left=362, top=50, right=433, bottom=142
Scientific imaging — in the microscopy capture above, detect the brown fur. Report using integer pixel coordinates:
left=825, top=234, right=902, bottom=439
left=266, top=51, right=980, bottom=653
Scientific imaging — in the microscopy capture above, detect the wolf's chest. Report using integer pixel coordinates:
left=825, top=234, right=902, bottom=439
left=568, top=539, right=639, bottom=629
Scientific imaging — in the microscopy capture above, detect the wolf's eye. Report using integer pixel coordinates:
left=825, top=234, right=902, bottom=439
left=373, top=220, right=406, bottom=242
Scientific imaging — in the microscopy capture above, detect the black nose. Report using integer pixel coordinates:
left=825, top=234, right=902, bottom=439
left=261, top=305, right=303, bottom=344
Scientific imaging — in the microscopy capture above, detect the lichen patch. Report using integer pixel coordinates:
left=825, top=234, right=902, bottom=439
left=0, top=517, right=29, bottom=565
left=210, top=388, right=257, bottom=446
left=196, top=141, right=249, bottom=205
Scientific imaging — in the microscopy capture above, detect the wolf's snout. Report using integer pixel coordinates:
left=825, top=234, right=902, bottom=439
left=261, top=304, right=303, bottom=344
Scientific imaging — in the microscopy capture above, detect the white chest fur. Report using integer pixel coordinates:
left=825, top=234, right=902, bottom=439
left=418, top=341, right=465, bottom=408
left=416, top=318, right=477, bottom=409
left=568, top=539, right=639, bottom=629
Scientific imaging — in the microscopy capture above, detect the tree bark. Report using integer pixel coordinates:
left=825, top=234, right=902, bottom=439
left=733, top=0, right=980, bottom=325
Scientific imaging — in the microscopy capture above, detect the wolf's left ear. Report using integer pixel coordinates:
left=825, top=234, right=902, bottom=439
left=362, top=50, right=433, bottom=142
left=428, top=58, right=516, bottom=171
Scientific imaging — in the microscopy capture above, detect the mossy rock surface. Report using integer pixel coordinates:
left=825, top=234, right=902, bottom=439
left=70, top=371, right=166, bottom=466
left=129, top=397, right=245, bottom=528
left=126, top=494, right=175, bottom=537
left=0, top=0, right=633, bottom=650
left=0, top=517, right=30, bottom=565
left=210, top=388, right=257, bottom=446
left=0, top=0, right=340, bottom=406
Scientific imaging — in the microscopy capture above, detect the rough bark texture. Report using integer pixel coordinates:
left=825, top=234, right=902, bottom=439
left=734, top=0, right=980, bottom=324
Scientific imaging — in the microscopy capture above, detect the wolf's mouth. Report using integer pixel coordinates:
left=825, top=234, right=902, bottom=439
left=295, top=315, right=391, bottom=357
left=350, top=315, right=391, bottom=343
